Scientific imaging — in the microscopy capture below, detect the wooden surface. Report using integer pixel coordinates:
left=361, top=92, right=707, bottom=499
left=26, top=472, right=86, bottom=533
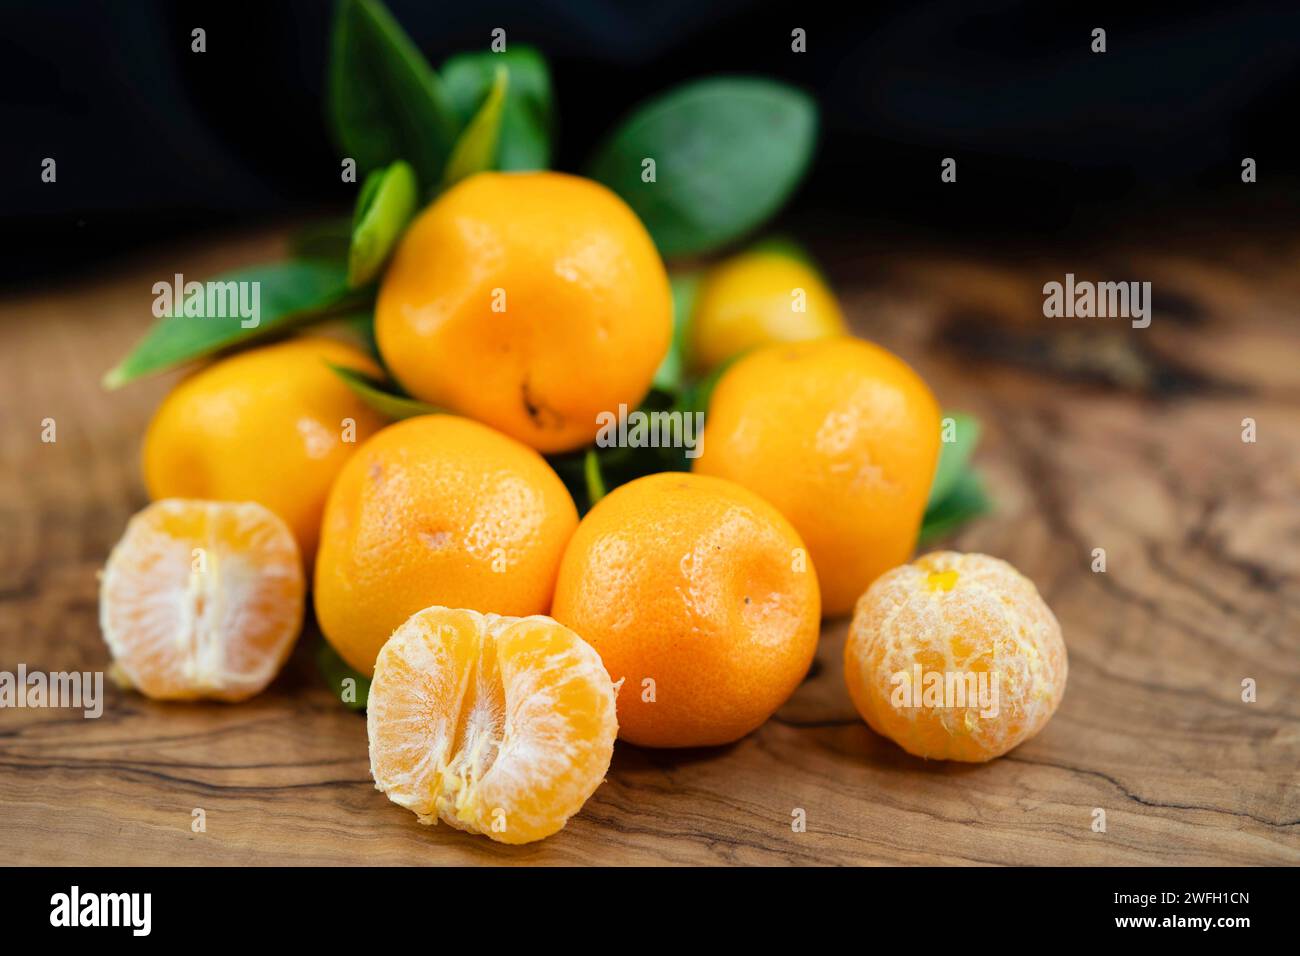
left=1, top=228, right=1297, bottom=866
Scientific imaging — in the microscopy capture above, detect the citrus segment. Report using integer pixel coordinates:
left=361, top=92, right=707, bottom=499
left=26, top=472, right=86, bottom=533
left=367, top=606, right=617, bottom=844
left=99, top=499, right=305, bottom=702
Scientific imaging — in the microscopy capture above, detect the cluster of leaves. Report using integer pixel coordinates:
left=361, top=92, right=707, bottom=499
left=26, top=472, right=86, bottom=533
left=103, top=0, right=988, bottom=698
left=922, top=413, right=989, bottom=545
left=104, top=0, right=817, bottom=395
left=105, top=0, right=835, bottom=505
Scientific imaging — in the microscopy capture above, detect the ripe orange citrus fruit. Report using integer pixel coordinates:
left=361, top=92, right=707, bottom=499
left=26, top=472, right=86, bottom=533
left=844, top=551, right=1067, bottom=761
left=314, top=414, right=579, bottom=676
left=99, top=499, right=305, bottom=702
left=375, top=171, right=673, bottom=453
left=551, top=472, right=820, bottom=748
left=142, top=336, right=386, bottom=565
left=694, top=337, right=942, bottom=616
left=368, top=606, right=617, bottom=844
left=689, top=245, right=846, bottom=371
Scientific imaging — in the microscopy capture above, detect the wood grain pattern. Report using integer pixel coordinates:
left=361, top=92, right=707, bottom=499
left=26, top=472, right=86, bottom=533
left=1, top=229, right=1297, bottom=865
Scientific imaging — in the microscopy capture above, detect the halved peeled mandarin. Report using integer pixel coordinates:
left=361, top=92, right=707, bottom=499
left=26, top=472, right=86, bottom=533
left=367, top=606, right=618, bottom=844
left=99, top=499, right=305, bottom=702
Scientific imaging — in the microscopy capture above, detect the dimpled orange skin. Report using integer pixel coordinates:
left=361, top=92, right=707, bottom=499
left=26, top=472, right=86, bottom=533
left=314, top=414, right=579, bottom=676
left=142, top=336, right=385, bottom=565
left=845, top=552, right=1068, bottom=762
left=375, top=172, right=673, bottom=453
left=551, top=472, right=820, bottom=748
left=694, top=337, right=942, bottom=617
left=689, top=247, right=847, bottom=372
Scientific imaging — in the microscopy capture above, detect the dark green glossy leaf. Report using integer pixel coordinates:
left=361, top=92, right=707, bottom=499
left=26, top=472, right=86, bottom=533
left=919, top=468, right=991, bottom=546
left=340, top=312, right=381, bottom=363
left=315, top=633, right=370, bottom=711
left=547, top=450, right=591, bottom=514
left=588, top=77, right=817, bottom=257
left=747, top=234, right=817, bottom=268
left=653, top=270, right=702, bottom=392
left=103, top=260, right=357, bottom=388
left=348, top=159, right=418, bottom=288
left=442, top=46, right=554, bottom=171
left=327, top=363, right=442, bottom=420
left=328, top=0, right=458, bottom=192
left=290, top=217, right=353, bottom=264
left=352, top=168, right=386, bottom=231
left=583, top=447, right=607, bottom=506
left=927, top=412, right=982, bottom=509
left=547, top=392, right=688, bottom=513
left=674, top=354, right=738, bottom=419
left=442, top=66, right=509, bottom=187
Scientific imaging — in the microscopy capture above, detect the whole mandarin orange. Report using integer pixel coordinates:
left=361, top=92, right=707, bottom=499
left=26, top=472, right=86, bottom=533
left=141, top=336, right=385, bottom=565
left=694, top=337, right=942, bottom=616
left=689, top=246, right=846, bottom=372
left=375, top=172, right=673, bottom=453
left=314, top=414, right=578, bottom=676
left=551, top=472, right=820, bottom=748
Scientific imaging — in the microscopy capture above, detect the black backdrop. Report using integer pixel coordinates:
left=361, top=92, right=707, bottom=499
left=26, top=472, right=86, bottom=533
left=3, top=0, right=1298, bottom=286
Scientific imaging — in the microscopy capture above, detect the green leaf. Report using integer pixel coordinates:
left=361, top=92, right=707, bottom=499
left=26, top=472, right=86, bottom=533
left=442, top=66, right=509, bottom=187
left=919, top=468, right=991, bottom=546
left=927, top=412, right=983, bottom=509
left=674, top=353, right=738, bottom=419
left=547, top=392, right=688, bottom=513
left=327, top=363, right=442, bottom=420
left=103, top=260, right=357, bottom=388
left=653, top=271, right=703, bottom=392
left=289, top=217, right=353, bottom=264
left=546, top=450, right=591, bottom=514
left=340, top=311, right=381, bottom=362
left=315, top=634, right=370, bottom=711
left=588, top=77, right=817, bottom=258
left=747, top=234, right=816, bottom=268
left=328, top=0, right=458, bottom=193
left=348, top=159, right=418, bottom=288
left=583, top=447, right=607, bottom=506
left=442, top=46, right=554, bottom=170
left=352, top=167, right=387, bottom=230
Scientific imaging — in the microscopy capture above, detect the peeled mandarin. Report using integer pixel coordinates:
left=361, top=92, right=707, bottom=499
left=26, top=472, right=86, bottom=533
left=99, top=499, right=304, bottom=702
left=844, top=551, right=1067, bottom=761
left=367, top=606, right=618, bottom=844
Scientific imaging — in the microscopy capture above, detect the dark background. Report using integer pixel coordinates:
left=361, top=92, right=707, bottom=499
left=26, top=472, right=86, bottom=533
left=3, top=0, right=1299, bottom=288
